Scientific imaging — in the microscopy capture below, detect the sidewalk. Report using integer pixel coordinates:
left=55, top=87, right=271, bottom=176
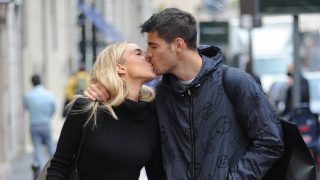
left=7, top=152, right=34, bottom=180
left=6, top=119, right=149, bottom=180
left=7, top=151, right=148, bottom=180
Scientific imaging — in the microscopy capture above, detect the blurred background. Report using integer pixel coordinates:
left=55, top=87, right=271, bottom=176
left=0, top=0, right=319, bottom=179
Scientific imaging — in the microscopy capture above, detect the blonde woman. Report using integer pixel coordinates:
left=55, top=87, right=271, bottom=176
left=46, top=42, right=164, bottom=179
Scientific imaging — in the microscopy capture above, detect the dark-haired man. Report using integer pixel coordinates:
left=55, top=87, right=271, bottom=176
left=85, top=8, right=283, bottom=179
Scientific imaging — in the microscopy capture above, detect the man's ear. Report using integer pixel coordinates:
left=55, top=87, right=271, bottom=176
left=173, top=38, right=185, bottom=54
left=117, top=64, right=127, bottom=75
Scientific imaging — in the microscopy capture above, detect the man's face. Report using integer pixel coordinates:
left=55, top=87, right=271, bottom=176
left=145, top=32, right=178, bottom=75
left=121, top=43, right=156, bottom=83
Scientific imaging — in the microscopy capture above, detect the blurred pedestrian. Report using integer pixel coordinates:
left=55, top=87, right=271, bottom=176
left=63, top=62, right=89, bottom=117
left=232, top=52, right=248, bottom=70
left=281, top=62, right=310, bottom=116
left=23, top=74, right=56, bottom=178
left=245, top=59, right=261, bottom=86
left=46, top=42, right=164, bottom=179
left=84, top=8, right=283, bottom=179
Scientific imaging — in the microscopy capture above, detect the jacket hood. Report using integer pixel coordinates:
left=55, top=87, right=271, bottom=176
left=160, top=45, right=224, bottom=94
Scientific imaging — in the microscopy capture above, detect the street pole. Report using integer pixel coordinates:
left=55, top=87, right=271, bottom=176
left=92, top=24, right=97, bottom=63
left=292, top=14, right=301, bottom=108
left=91, top=3, right=97, bottom=63
left=78, top=0, right=86, bottom=64
left=248, top=26, right=253, bottom=61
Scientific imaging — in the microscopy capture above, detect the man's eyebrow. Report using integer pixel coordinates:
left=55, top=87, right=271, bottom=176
left=148, top=42, right=157, bottom=46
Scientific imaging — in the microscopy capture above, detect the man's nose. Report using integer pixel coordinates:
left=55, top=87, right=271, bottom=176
left=147, top=49, right=153, bottom=56
left=145, top=51, right=152, bottom=61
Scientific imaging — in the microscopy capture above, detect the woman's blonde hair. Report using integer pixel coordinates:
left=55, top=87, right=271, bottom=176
left=71, top=41, right=155, bottom=127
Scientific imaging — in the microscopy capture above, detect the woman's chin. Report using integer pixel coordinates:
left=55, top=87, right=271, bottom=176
left=143, top=76, right=157, bottom=84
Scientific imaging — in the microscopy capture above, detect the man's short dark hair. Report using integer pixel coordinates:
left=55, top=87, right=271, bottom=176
left=31, top=74, right=41, bottom=86
left=140, top=8, right=197, bottom=50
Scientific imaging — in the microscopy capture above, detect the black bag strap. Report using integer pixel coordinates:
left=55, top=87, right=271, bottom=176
left=222, top=64, right=235, bottom=107
left=64, top=98, right=89, bottom=166
left=74, top=125, right=89, bottom=166
left=221, top=64, right=230, bottom=102
left=221, top=64, right=240, bottom=170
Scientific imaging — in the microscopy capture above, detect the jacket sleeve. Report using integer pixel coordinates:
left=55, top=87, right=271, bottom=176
left=145, top=144, right=166, bottom=180
left=145, top=102, right=166, bottom=180
left=46, top=98, right=89, bottom=180
left=225, top=68, right=284, bottom=180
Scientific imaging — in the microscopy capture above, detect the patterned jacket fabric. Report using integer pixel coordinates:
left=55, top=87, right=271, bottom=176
left=155, top=45, right=284, bottom=180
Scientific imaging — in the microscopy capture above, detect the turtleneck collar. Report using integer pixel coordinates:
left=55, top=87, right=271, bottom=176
left=113, top=99, right=152, bottom=122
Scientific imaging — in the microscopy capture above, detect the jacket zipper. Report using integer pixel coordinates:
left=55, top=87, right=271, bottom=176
left=188, top=89, right=196, bottom=180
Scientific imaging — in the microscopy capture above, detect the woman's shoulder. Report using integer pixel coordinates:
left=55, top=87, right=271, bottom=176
left=74, top=96, right=91, bottom=105
left=68, top=96, right=92, bottom=112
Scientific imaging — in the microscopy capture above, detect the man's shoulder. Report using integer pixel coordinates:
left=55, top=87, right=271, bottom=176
left=25, top=88, right=38, bottom=97
left=224, top=66, right=253, bottom=83
left=37, top=87, right=54, bottom=97
left=24, top=92, right=31, bottom=101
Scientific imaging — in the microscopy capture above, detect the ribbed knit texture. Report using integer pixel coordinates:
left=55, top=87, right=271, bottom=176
left=46, top=98, right=164, bottom=180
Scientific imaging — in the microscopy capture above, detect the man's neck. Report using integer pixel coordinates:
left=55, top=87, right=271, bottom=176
left=172, top=51, right=202, bottom=81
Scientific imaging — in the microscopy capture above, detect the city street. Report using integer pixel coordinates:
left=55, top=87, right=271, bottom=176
left=8, top=152, right=33, bottom=180
left=1, top=0, right=320, bottom=179
left=7, top=151, right=320, bottom=180
left=7, top=150, right=148, bottom=180
left=6, top=118, right=149, bottom=180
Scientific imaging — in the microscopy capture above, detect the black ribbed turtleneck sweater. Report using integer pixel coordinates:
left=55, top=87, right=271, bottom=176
left=47, top=98, right=164, bottom=180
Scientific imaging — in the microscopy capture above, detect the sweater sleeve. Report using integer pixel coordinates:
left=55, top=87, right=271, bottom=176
left=225, top=68, right=284, bottom=180
left=145, top=135, right=166, bottom=180
left=46, top=98, right=90, bottom=180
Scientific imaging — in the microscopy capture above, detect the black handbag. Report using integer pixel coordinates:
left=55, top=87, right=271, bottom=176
left=222, top=65, right=317, bottom=179
left=37, top=125, right=88, bottom=180
left=263, top=120, right=317, bottom=180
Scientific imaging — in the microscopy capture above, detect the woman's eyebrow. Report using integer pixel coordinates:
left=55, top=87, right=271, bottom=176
left=133, top=48, right=143, bottom=53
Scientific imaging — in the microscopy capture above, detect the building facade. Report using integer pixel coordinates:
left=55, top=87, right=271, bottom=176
left=0, top=0, right=154, bottom=178
left=0, top=1, right=24, bottom=179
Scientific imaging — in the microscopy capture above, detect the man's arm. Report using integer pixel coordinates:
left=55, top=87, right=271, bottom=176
left=225, top=68, right=284, bottom=179
left=83, top=83, right=109, bottom=101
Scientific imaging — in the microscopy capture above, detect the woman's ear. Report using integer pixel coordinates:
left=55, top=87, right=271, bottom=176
left=117, top=64, right=127, bottom=75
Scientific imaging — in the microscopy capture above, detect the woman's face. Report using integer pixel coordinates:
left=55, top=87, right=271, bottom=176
left=121, top=43, right=157, bottom=83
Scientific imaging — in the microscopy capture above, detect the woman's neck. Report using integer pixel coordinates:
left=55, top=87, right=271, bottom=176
left=125, top=81, right=142, bottom=101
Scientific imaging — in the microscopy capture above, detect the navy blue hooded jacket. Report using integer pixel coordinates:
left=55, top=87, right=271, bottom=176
left=155, top=45, right=284, bottom=180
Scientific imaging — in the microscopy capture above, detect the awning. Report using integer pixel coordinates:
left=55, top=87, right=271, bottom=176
left=0, top=0, right=13, bottom=3
left=78, top=4, right=124, bottom=41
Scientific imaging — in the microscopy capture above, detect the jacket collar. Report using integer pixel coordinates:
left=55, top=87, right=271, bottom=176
left=160, top=45, right=224, bottom=93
